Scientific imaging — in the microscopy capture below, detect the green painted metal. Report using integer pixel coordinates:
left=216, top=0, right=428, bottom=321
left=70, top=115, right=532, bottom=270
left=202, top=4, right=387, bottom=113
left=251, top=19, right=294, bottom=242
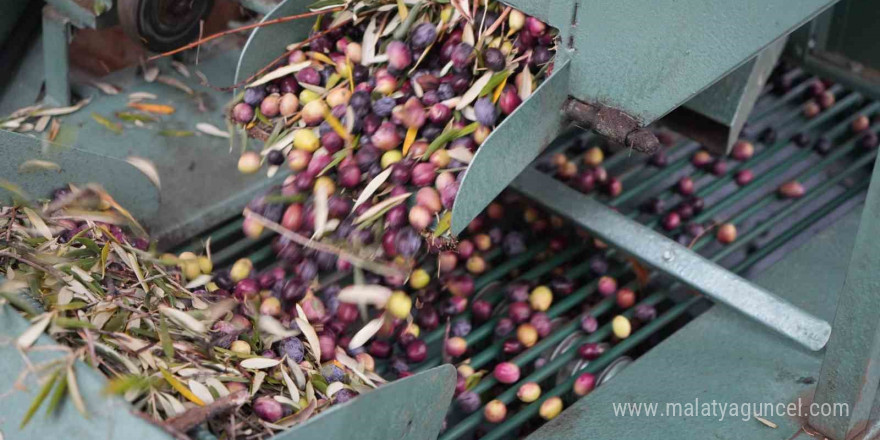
left=529, top=203, right=865, bottom=440
left=42, top=6, right=71, bottom=107
left=232, top=0, right=280, bottom=15
left=234, top=0, right=317, bottom=89
left=810, top=155, right=880, bottom=438
left=44, top=0, right=101, bottom=29
left=0, top=300, right=174, bottom=440
left=450, top=60, right=572, bottom=235
left=280, top=365, right=456, bottom=440
left=512, top=167, right=831, bottom=351
left=673, top=36, right=787, bottom=154
left=0, top=297, right=455, bottom=440
left=0, top=129, right=160, bottom=221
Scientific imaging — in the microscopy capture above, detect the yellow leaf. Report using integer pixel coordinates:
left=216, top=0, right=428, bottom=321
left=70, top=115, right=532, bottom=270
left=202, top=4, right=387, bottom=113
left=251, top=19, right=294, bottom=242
left=322, top=107, right=352, bottom=142
left=159, top=366, right=205, bottom=406
left=128, top=102, right=175, bottom=115
left=493, top=75, right=508, bottom=104
left=402, top=126, right=418, bottom=156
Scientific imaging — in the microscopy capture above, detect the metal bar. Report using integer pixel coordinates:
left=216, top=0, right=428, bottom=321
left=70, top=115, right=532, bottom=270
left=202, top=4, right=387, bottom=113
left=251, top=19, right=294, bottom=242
left=485, top=297, right=702, bottom=440
left=811, top=151, right=880, bottom=439
left=42, top=6, right=71, bottom=107
left=513, top=168, right=831, bottom=350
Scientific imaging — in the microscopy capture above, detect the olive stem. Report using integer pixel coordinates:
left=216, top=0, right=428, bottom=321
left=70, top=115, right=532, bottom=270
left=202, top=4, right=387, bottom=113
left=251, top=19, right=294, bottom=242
left=147, top=8, right=344, bottom=62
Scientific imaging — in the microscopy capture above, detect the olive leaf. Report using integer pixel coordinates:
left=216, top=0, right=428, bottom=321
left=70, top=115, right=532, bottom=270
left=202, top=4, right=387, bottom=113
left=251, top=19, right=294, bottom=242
left=187, top=380, right=215, bottom=404
left=353, top=192, right=411, bottom=226
left=20, top=369, right=59, bottom=428
left=248, top=62, right=312, bottom=88
left=240, top=357, right=282, bottom=369
left=353, top=167, right=392, bottom=211
left=18, top=160, right=61, bottom=174
left=295, top=317, right=321, bottom=362
left=196, top=122, right=230, bottom=138
left=348, top=316, right=384, bottom=350
left=17, top=313, right=52, bottom=349
left=338, top=284, right=392, bottom=307
left=66, top=366, right=88, bottom=417
left=125, top=156, right=161, bottom=190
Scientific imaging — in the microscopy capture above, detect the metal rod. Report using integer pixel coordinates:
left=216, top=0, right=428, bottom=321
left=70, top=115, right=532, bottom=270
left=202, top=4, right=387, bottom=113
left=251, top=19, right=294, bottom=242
left=513, top=169, right=831, bottom=350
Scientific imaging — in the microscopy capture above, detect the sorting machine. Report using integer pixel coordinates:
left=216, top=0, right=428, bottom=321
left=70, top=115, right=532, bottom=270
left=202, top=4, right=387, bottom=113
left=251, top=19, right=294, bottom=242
left=2, top=0, right=880, bottom=439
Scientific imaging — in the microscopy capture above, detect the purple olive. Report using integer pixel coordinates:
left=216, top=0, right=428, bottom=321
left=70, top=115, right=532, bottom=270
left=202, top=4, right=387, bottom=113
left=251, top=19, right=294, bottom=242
left=243, top=86, right=266, bottom=106
left=474, top=97, right=498, bottom=127
left=233, top=103, right=254, bottom=123
left=253, top=396, right=283, bottom=422
left=410, top=23, right=437, bottom=51
left=482, top=48, right=506, bottom=71
left=386, top=41, right=413, bottom=71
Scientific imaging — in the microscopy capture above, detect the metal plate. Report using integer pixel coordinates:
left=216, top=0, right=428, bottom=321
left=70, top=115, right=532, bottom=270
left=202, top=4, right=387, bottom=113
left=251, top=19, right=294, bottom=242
left=234, top=0, right=316, bottom=87
left=279, top=365, right=457, bottom=440
left=450, top=59, right=572, bottom=235
left=527, top=205, right=863, bottom=440
left=0, top=129, right=160, bottom=221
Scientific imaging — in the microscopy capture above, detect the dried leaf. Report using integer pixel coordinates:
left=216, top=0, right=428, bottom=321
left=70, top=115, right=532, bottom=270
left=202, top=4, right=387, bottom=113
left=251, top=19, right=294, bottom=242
left=33, top=98, right=91, bottom=117
left=281, top=366, right=300, bottom=401
left=258, top=315, right=299, bottom=339
left=22, top=207, right=52, bottom=240
left=205, top=378, right=229, bottom=397
left=188, top=380, right=215, bottom=404
left=447, top=146, right=474, bottom=164
left=354, top=192, right=411, bottom=225
left=128, top=102, right=175, bottom=115
left=240, top=358, right=282, bottom=369
left=129, top=92, right=158, bottom=101
left=457, top=72, right=493, bottom=110
left=66, top=366, right=88, bottom=417
left=158, top=129, right=194, bottom=137
left=17, top=313, right=52, bottom=349
left=248, top=62, right=312, bottom=88
left=402, top=126, right=418, bottom=156
left=18, top=160, right=61, bottom=174
left=325, top=382, right=345, bottom=397
left=295, top=318, right=321, bottom=362
left=196, top=122, right=230, bottom=138
left=338, top=284, right=392, bottom=308
left=91, top=113, right=123, bottom=134
left=251, top=371, right=266, bottom=396
left=353, top=167, right=392, bottom=210
left=125, top=156, right=161, bottom=190
left=170, top=61, right=190, bottom=78
left=462, top=22, right=475, bottom=46
left=20, top=370, right=59, bottom=427
left=159, top=306, right=206, bottom=333
left=335, top=349, right=376, bottom=387
left=144, top=66, right=160, bottom=82
left=159, top=367, right=205, bottom=406
left=92, top=81, right=121, bottom=95
left=156, top=75, right=194, bottom=95
left=349, top=317, right=384, bottom=350
left=517, top=67, right=533, bottom=100
left=184, top=274, right=212, bottom=289
left=626, top=257, right=651, bottom=289
left=312, top=184, right=330, bottom=239
left=34, top=116, right=51, bottom=132
left=361, top=16, right=379, bottom=65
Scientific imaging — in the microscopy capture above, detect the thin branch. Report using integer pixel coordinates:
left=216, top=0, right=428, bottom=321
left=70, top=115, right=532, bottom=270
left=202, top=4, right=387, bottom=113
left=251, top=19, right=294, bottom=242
left=243, top=208, right=408, bottom=278
left=147, top=8, right=344, bottom=61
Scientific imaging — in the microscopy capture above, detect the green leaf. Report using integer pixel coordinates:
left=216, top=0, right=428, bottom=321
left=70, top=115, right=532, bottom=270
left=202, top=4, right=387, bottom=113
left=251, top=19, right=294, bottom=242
left=433, top=211, right=452, bottom=237
left=319, top=148, right=351, bottom=177
left=309, top=374, right=329, bottom=394
left=115, top=112, right=158, bottom=123
left=159, top=315, right=174, bottom=359
left=104, top=375, right=154, bottom=395
left=21, top=370, right=59, bottom=428
left=53, top=317, right=96, bottom=329
left=55, top=301, right=89, bottom=311
left=422, top=122, right=479, bottom=159
left=91, top=112, right=122, bottom=134
left=45, top=373, right=68, bottom=415
left=464, top=371, right=485, bottom=391
left=308, top=0, right=345, bottom=11
left=158, top=130, right=195, bottom=137
left=480, top=70, right=512, bottom=97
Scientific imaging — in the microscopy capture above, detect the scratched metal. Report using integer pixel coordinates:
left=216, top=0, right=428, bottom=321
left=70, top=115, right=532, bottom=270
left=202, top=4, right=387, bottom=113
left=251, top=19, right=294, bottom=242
left=512, top=168, right=832, bottom=351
